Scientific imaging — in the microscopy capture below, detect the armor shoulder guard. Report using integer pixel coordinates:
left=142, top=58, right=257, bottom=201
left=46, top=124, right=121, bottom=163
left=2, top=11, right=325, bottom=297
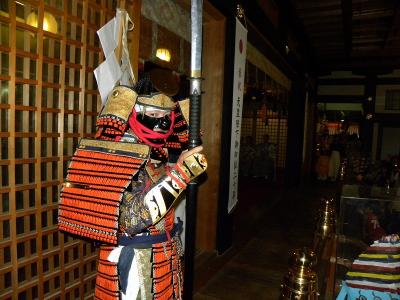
left=58, top=138, right=151, bottom=244
left=96, top=86, right=137, bottom=138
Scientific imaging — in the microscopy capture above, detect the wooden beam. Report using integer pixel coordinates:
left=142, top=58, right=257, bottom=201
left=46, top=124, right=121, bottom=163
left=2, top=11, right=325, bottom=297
left=352, top=33, right=386, bottom=40
left=316, top=95, right=365, bottom=103
left=318, top=63, right=398, bottom=73
left=296, top=1, right=341, bottom=10
left=341, top=0, right=352, bottom=57
left=353, top=0, right=393, bottom=7
left=374, top=113, right=400, bottom=124
left=383, top=2, right=400, bottom=50
left=351, top=48, right=400, bottom=57
left=298, top=8, right=342, bottom=18
left=376, top=77, right=400, bottom=85
left=306, top=22, right=347, bottom=32
left=352, top=38, right=384, bottom=44
left=318, top=78, right=366, bottom=85
left=246, top=20, right=295, bottom=79
left=302, top=15, right=342, bottom=25
left=353, top=9, right=395, bottom=20
left=309, top=31, right=344, bottom=38
left=353, top=25, right=388, bottom=34
left=312, top=41, right=344, bottom=47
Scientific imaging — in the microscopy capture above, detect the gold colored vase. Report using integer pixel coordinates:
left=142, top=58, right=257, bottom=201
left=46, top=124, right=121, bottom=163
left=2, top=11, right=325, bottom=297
left=280, top=247, right=318, bottom=299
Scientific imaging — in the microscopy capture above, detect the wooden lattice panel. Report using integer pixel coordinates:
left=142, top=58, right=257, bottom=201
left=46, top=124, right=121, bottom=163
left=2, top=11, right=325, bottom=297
left=241, top=64, right=289, bottom=176
left=0, top=0, right=118, bottom=299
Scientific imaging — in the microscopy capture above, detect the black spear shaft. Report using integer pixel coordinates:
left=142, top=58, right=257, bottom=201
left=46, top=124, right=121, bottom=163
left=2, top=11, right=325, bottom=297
left=184, top=0, right=203, bottom=298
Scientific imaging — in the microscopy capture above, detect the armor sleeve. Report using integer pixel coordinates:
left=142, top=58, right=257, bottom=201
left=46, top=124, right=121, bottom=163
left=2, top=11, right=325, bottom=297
left=144, top=152, right=207, bottom=224
left=119, top=153, right=207, bottom=235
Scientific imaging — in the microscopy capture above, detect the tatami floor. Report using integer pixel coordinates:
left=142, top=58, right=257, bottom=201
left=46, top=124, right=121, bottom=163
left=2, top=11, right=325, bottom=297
left=194, top=178, right=336, bottom=300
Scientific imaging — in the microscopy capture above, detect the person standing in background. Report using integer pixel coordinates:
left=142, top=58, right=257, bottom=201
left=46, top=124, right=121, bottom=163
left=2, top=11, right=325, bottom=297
left=315, top=130, right=330, bottom=181
left=239, top=135, right=256, bottom=177
left=328, top=135, right=343, bottom=181
left=253, top=134, right=275, bottom=180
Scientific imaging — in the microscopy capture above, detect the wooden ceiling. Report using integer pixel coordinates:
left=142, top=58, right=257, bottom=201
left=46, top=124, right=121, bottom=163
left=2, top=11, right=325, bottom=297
left=292, top=0, right=400, bottom=71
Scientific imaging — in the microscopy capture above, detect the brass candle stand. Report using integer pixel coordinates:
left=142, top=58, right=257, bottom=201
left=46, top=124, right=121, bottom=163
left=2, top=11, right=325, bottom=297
left=313, top=197, right=337, bottom=299
left=280, top=247, right=318, bottom=299
left=314, top=198, right=336, bottom=245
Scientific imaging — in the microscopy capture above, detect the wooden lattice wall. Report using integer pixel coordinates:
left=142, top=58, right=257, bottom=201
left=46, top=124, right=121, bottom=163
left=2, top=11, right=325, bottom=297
left=241, top=62, right=289, bottom=173
left=0, top=0, right=118, bottom=298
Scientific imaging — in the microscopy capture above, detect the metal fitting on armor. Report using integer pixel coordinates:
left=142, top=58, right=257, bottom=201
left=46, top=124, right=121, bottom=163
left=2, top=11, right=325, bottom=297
left=177, top=153, right=208, bottom=182
left=136, top=92, right=175, bottom=110
left=96, top=86, right=138, bottom=138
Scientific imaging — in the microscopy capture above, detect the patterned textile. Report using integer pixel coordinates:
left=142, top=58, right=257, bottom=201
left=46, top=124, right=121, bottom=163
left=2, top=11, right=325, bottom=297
left=58, top=139, right=149, bottom=244
left=119, top=170, right=153, bottom=236
left=337, top=234, right=400, bottom=299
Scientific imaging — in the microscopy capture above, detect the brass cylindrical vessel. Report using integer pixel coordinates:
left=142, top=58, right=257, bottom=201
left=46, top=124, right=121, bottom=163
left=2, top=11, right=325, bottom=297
left=314, top=198, right=336, bottom=244
left=313, top=197, right=336, bottom=299
left=280, top=247, right=318, bottom=299
left=337, top=158, right=347, bottom=182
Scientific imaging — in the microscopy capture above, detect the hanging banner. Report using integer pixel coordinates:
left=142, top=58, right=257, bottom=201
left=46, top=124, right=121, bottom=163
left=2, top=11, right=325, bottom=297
left=228, top=18, right=247, bottom=213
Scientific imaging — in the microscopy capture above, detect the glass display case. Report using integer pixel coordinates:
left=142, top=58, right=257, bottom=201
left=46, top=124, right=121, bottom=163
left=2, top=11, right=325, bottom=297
left=334, top=185, right=400, bottom=294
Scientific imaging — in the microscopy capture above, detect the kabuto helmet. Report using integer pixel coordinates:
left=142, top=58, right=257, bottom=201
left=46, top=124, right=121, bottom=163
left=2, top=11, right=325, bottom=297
left=128, top=78, right=177, bottom=148
left=95, top=76, right=190, bottom=162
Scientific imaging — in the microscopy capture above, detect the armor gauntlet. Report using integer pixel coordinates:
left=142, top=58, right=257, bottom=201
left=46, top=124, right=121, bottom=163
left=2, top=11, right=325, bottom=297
left=144, top=153, right=207, bottom=223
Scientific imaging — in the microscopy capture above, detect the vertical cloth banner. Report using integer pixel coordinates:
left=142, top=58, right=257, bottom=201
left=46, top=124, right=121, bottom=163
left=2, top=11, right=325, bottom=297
left=228, top=18, right=247, bottom=213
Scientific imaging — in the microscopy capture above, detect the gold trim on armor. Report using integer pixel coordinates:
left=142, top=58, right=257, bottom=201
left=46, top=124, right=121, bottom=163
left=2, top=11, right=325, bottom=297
left=145, top=163, right=166, bottom=183
left=79, top=138, right=150, bottom=157
left=181, top=153, right=207, bottom=179
left=178, top=98, right=190, bottom=124
left=136, top=92, right=175, bottom=110
left=100, top=86, right=137, bottom=120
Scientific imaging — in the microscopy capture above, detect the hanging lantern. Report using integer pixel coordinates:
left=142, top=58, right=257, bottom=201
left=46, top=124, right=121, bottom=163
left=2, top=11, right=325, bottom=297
left=27, top=11, right=58, bottom=34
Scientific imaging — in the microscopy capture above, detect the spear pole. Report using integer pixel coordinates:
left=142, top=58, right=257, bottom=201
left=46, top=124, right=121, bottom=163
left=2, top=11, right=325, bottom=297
left=184, top=0, right=203, bottom=298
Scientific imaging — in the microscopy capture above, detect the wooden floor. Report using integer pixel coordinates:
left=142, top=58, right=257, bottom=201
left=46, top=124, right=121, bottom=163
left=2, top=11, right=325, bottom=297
left=194, top=178, right=337, bottom=300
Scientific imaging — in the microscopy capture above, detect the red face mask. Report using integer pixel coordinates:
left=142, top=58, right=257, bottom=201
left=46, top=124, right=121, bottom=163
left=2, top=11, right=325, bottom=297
left=128, top=109, right=175, bottom=148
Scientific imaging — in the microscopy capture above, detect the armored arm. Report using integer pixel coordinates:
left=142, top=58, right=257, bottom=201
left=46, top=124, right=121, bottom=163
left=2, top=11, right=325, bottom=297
left=145, top=152, right=207, bottom=223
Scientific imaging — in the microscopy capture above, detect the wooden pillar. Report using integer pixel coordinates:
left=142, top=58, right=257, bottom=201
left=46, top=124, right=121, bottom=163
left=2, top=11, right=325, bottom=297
left=285, top=75, right=306, bottom=187
left=196, top=16, right=226, bottom=251
left=361, top=74, right=376, bottom=153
